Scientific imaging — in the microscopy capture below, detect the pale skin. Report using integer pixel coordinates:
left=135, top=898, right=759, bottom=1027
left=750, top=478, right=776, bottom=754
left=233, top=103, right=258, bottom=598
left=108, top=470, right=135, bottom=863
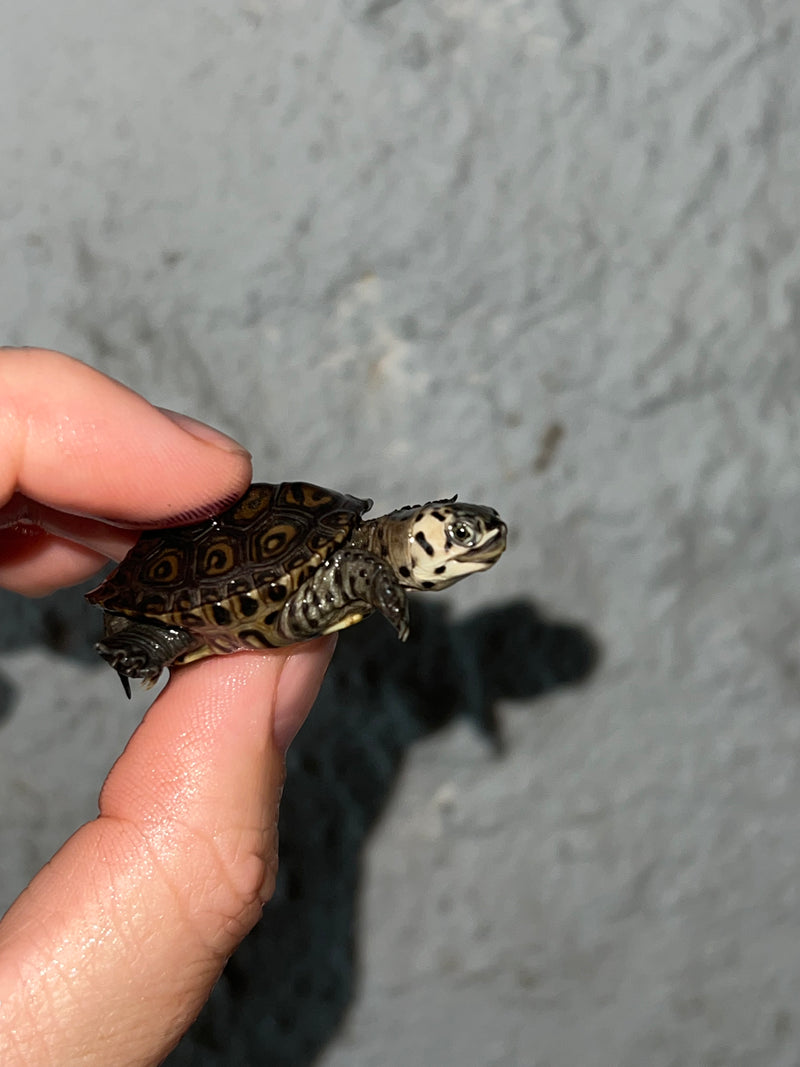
left=0, top=349, right=336, bottom=1067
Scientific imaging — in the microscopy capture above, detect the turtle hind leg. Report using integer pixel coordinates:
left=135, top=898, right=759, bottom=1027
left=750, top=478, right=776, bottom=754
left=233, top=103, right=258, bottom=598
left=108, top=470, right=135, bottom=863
left=96, top=614, right=197, bottom=697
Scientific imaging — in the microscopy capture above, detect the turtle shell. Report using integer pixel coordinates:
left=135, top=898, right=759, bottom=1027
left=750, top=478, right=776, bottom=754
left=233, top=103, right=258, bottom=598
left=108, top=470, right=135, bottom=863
left=87, top=482, right=372, bottom=639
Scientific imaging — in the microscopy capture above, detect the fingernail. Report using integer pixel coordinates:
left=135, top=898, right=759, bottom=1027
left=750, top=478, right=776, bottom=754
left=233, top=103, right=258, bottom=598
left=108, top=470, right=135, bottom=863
left=158, top=407, right=251, bottom=457
left=273, top=636, right=338, bottom=754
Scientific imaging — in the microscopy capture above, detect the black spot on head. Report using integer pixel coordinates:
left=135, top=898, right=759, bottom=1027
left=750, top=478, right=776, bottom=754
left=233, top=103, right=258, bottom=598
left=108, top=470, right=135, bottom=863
left=421, top=580, right=435, bottom=589
left=398, top=565, right=411, bottom=579
left=434, top=565, right=446, bottom=574
left=238, top=594, right=259, bottom=617
left=264, top=611, right=279, bottom=626
left=212, top=603, right=232, bottom=627
left=431, top=510, right=446, bottom=521
left=267, top=582, right=287, bottom=602
left=414, top=531, right=434, bottom=556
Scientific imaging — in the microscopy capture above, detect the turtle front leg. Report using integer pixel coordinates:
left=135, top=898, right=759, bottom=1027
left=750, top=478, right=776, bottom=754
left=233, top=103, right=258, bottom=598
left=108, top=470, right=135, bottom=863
left=278, top=549, right=410, bottom=643
left=96, top=613, right=199, bottom=697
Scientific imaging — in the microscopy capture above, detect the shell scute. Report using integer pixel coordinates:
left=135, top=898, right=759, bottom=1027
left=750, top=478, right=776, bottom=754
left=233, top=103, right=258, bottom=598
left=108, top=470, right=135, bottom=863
left=231, top=483, right=276, bottom=523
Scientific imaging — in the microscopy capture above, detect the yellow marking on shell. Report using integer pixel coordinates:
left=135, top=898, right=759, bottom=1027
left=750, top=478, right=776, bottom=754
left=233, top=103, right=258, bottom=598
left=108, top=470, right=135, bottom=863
left=232, top=484, right=275, bottom=521
left=321, top=612, right=364, bottom=635
left=237, top=630, right=275, bottom=649
left=201, top=540, right=236, bottom=576
left=253, top=522, right=296, bottom=559
left=145, top=552, right=180, bottom=584
left=173, top=644, right=218, bottom=666
left=182, top=583, right=285, bottom=646
left=282, top=482, right=333, bottom=508
left=303, top=486, right=333, bottom=507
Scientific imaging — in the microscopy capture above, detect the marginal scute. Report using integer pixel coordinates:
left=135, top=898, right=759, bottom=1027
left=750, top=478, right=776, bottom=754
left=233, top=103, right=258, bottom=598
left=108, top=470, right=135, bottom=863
left=238, top=594, right=260, bottom=617
left=232, top=483, right=275, bottom=522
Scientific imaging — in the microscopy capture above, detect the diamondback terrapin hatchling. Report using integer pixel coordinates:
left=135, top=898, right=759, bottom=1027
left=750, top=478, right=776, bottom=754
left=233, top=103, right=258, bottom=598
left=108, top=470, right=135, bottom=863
left=87, top=481, right=507, bottom=696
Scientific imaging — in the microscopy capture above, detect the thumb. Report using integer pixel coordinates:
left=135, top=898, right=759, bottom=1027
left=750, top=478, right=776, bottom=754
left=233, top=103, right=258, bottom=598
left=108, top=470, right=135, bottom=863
left=0, top=639, right=335, bottom=1067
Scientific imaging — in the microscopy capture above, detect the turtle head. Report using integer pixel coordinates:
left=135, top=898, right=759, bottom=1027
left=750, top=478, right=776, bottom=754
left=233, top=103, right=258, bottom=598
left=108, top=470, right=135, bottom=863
left=394, top=496, right=507, bottom=590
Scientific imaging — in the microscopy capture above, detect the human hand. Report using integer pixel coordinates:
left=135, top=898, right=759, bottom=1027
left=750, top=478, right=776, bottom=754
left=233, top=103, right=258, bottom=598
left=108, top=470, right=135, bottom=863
left=0, top=349, right=335, bottom=1066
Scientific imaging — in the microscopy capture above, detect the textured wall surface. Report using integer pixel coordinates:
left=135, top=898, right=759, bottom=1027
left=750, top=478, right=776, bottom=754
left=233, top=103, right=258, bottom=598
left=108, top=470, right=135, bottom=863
left=2, top=1, right=800, bottom=1064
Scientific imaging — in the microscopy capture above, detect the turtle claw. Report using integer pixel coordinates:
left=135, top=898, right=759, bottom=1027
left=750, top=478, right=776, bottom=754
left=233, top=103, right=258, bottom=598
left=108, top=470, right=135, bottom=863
left=95, top=619, right=193, bottom=697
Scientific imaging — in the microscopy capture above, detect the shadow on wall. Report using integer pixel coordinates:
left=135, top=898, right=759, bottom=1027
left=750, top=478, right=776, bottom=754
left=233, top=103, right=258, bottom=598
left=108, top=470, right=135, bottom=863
left=170, top=599, right=600, bottom=1067
left=0, top=588, right=599, bottom=1066
left=0, top=581, right=103, bottom=722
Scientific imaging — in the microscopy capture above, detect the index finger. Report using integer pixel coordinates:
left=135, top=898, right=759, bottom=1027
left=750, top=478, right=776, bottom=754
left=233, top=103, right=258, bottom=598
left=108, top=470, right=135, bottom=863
left=0, top=349, right=252, bottom=524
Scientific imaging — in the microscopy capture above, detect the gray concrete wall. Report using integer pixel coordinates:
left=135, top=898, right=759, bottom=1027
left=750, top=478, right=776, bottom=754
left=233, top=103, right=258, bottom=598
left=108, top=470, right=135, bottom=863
left=2, top=1, right=800, bottom=1063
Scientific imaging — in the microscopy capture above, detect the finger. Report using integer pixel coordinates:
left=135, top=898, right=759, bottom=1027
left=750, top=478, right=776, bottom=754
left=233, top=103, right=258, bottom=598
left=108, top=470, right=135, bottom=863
left=0, top=494, right=146, bottom=595
left=0, top=525, right=108, bottom=596
left=0, top=638, right=335, bottom=1067
left=0, top=349, right=251, bottom=524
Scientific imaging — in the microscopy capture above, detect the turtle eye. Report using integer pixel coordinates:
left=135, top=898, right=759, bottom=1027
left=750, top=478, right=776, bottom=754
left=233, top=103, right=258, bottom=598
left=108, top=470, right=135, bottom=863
left=448, top=520, right=477, bottom=547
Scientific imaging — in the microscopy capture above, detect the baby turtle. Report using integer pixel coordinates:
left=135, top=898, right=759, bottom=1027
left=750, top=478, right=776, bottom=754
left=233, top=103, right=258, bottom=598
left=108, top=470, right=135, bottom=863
left=87, top=481, right=507, bottom=695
